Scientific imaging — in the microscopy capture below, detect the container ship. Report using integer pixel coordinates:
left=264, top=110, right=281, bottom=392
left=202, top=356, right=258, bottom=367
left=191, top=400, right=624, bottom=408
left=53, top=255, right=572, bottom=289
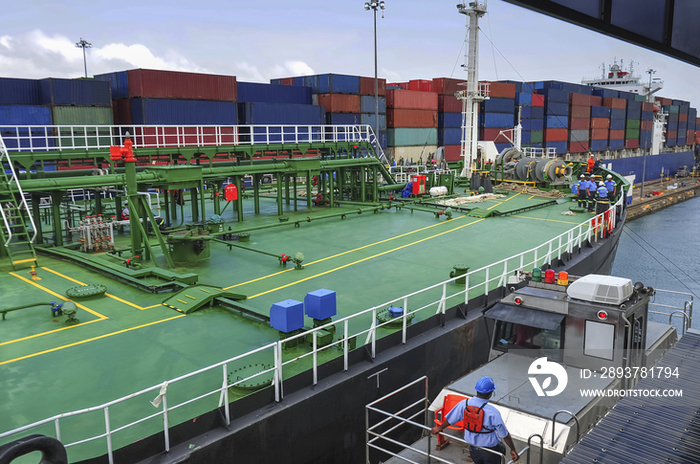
left=0, top=3, right=694, bottom=463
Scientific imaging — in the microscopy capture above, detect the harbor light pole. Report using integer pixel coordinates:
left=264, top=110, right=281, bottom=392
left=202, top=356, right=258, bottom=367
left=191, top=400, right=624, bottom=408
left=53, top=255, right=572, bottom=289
left=364, top=1, right=385, bottom=141
left=640, top=68, right=656, bottom=199
left=76, top=38, right=92, bottom=78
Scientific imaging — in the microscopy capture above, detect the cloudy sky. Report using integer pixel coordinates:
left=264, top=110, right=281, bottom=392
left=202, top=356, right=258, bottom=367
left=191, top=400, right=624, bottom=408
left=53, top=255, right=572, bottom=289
left=3, top=0, right=700, bottom=108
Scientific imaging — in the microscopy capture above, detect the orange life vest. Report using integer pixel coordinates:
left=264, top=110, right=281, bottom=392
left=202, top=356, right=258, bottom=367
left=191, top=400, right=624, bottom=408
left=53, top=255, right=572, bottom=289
left=463, top=401, right=495, bottom=434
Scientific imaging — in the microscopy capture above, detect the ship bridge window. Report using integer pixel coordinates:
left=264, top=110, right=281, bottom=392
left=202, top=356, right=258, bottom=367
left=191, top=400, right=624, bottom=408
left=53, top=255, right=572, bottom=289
left=493, top=322, right=563, bottom=362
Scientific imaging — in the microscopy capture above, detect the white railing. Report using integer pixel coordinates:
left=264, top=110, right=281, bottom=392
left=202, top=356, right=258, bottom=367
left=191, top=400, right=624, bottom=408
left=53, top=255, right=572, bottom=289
left=0, top=194, right=625, bottom=462
left=0, top=134, right=37, bottom=247
left=0, top=124, right=380, bottom=153
left=388, top=165, right=453, bottom=185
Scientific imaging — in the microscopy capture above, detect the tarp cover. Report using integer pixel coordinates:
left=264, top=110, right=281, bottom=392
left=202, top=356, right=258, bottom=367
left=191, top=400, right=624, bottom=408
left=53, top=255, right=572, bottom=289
left=484, top=302, right=564, bottom=330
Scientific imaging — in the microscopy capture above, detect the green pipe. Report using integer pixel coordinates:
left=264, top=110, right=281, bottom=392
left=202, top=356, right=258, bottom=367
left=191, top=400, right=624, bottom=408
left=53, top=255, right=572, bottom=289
left=378, top=184, right=405, bottom=191
left=17, top=172, right=160, bottom=192
left=213, top=239, right=282, bottom=259
left=221, top=206, right=382, bottom=234
left=1, top=302, right=53, bottom=320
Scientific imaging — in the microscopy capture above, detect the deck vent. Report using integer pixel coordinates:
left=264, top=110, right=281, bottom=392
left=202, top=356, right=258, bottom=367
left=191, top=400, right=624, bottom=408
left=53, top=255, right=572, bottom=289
left=567, top=274, right=633, bottom=306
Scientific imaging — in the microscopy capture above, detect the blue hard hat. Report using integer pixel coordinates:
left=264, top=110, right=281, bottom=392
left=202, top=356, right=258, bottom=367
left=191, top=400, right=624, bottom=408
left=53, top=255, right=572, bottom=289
left=475, top=376, right=497, bottom=393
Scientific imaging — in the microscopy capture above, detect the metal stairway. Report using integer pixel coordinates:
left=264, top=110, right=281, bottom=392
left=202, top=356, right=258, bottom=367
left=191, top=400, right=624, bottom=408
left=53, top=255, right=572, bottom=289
left=0, top=135, right=37, bottom=269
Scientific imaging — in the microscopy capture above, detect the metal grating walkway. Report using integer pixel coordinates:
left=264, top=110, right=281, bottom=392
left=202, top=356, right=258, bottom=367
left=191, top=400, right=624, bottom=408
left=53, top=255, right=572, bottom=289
left=561, top=329, right=700, bottom=464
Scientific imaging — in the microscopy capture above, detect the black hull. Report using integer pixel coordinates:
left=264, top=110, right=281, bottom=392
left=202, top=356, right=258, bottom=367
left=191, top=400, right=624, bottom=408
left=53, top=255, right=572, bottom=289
left=85, top=209, right=627, bottom=464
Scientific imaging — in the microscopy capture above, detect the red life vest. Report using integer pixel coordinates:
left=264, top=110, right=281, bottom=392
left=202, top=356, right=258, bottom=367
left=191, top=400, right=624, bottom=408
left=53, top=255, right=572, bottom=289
left=463, top=401, right=495, bottom=434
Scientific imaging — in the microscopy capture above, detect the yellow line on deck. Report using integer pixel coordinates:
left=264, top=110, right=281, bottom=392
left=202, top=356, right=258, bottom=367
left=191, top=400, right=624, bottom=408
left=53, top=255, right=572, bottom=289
left=487, top=202, right=502, bottom=211
left=528, top=195, right=535, bottom=200
left=0, top=315, right=186, bottom=366
left=0, top=319, right=103, bottom=347
left=224, top=215, right=466, bottom=290
left=503, top=192, right=522, bottom=202
left=10, top=272, right=107, bottom=320
left=512, top=215, right=581, bottom=225
left=13, top=258, right=36, bottom=265
left=248, top=218, right=485, bottom=299
left=41, top=267, right=155, bottom=310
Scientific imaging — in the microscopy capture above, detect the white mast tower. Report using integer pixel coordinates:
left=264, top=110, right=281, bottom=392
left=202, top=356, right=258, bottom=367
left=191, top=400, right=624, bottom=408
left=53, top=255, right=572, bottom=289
left=456, top=2, right=490, bottom=178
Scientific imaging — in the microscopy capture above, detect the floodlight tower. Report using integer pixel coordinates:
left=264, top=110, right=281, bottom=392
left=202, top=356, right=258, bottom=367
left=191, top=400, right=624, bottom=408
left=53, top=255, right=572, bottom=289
left=75, top=37, right=92, bottom=78
left=364, top=1, right=386, bottom=138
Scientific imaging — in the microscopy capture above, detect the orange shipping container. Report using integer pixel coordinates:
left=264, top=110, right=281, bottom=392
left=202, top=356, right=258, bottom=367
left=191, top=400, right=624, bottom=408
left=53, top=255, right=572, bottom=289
left=603, top=97, right=626, bottom=109
left=679, top=113, right=688, bottom=122
left=570, top=105, right=591, bottom=119
left=444, top=144, right=461, bottom=162
left=570, top=118, right=590, bottom=130
left=386, top=89, right=438, bottom=110
left=544, top=128, right=568, bottom=141
left=387, top=109, right=437, bottom=128
left=641, top=120, right=653, bottom=130
left=590, top=95, right=603, bottom=106
left=591, top=128, right=609, bottom=140
left=667, top=130, right=677, bottom=138
left=316, top=93, right=361, bottom=113
left=570, top=94, right=591, bottom=106
left=609, top=129, right=625, bottom=139
left=591, top=118, right=610, bottom=129
left=642, top=102, right=654, bottom=112
left=483, top=82, right=516, bottom=99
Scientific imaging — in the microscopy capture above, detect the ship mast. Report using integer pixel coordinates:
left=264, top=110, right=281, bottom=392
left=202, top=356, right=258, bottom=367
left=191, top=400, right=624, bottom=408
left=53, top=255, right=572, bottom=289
left=456, top=1, right=489, bottom=178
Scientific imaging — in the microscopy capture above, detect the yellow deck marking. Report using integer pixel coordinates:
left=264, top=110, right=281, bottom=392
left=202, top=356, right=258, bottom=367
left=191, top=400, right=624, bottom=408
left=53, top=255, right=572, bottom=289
left=487, top=202, right=502, bottom=211
left=528, top=195, right=535, bottom=200
left=10, top=273, right=107, bottom=319
left=503, top=192, right=522, bottom=202
left=0, top=315, right=186, bottom=366
left=199, top=288, right=211, bottom=294
left=142, top=304, right=162, bottom=310
left=13, top=258, right=36, bottom=264
left=512, top=215, right=581, bottom=225
left=177, top=299, right=189, bottom=304
left=41, top=267, right=155, bottom=311
left=224, top=215, right=466, bottom=290
left=248, top=218, right=484, bottom=299
left=0, top=319, right=103, bottom=347
left=186, top=294, right=196, bottom=299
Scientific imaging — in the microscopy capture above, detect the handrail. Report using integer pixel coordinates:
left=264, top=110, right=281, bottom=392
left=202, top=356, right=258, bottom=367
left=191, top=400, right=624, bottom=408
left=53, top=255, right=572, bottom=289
left=0, top=193, right=624, bottom=461
left=0, top=134, right=37, bottom=246
left=551, top=410, right=580, bottom=454
left=526, top=433, right=544, bottom=464
left=649, top=288, right=693, bottom=334
left=667, top=310, right=690, bottom=334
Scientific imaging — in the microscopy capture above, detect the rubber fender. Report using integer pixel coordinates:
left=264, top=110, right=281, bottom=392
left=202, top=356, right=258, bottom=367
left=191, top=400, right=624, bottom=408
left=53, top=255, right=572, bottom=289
left=0, top=434, right=67, bottom=464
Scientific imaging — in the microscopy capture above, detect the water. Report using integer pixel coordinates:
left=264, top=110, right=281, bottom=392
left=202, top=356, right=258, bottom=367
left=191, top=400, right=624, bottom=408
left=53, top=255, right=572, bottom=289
left=612, top=196, right=700, bottom=329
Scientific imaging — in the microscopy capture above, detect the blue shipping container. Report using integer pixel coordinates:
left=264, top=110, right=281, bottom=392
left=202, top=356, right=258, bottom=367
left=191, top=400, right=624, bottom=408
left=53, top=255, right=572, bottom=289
left=238, top=82, right=312, bottom=105
left=0, top=78, right=41, bottom=105
left=666, top=138, right=676, bottom=147
left=481, top=97, right=515, bottom=114
left=590, top=139, right=608, bottom=151
left=627, top=100, right=642, bottom=111
left=131, top=98, right=238, bottom=125
left=529, top=119, right=544, bottom=131
left=545, top=141, right=567, bottom=154
left=641, top=111, right=653, bottom=121
left=39, top=78, right=111, bottom=106
left=438, top=128, right=461, bottom=146
left=545, top=102, right=569, bottom=116
left=545, top=116, right=568, bottom=129
left=481, top=112, right=514, bottom=128
left=326, top=113, right=360, bottom=125
left=609, top=139, right=624, bottom=150
left=94, top=72, right=129, bottom=99
left=521, top=119, right=532, bottom=131
left=591, top=106, right=611, bottom=118
left=516, top=93, right=532, bottom=106
left=304, top=75, right=319, bottom=93
left=610, top=108, right=626, bottom=120
left=0, top=105, right=52, bottom=125
left=360, top=96, right=387, bottom=114
left=668, top=121, right=679, bottom=131
left=239, top=102, right=324, bottom=125
left=317, top=74, right=360, bottom=95
left=293, top=77, right=306, bottom=87
left=521, top=131, right=531, bottom=144
left=626, top=108, right=641, bottom=120
left=438, top=112, right=462, bottom=128
left=360, top=113, right=387, bottom=131
left=530, top=107, right=544, bottom=119
left=540, top=88, right=569, bottom=103
left=610, top=119, right=625, bottom=130
left=679, top=121, right=688, bottom=131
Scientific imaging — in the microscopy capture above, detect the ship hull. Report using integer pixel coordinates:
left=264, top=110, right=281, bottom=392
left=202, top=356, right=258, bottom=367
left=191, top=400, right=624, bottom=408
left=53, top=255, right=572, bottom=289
left=599, top=150, right=695, bottom=182
left=91, top=209, right=627, bottom=464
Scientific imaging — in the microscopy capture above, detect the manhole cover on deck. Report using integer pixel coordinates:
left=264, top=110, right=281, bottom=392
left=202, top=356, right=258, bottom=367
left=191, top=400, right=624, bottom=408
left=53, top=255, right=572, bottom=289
left=65, top=284, right=107, bottom=299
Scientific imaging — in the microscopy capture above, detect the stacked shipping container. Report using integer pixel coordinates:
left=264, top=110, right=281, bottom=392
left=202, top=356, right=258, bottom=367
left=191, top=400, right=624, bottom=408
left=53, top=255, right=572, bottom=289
left=479, top=82, right=516, bottom=153
left=433, top=77, right=464, bottom=162
left=386, top=89, right=438, bottom=162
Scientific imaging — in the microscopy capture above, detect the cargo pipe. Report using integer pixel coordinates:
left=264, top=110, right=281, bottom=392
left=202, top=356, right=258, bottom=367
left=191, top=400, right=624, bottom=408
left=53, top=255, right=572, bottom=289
left=16, top=172, right=161, bottom=192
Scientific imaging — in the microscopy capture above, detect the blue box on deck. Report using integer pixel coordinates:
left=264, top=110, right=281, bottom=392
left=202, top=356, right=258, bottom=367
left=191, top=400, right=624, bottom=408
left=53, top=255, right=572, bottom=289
left=270, top=299, right=304, bottom=333
left=304, top=289, right=336, bottom=320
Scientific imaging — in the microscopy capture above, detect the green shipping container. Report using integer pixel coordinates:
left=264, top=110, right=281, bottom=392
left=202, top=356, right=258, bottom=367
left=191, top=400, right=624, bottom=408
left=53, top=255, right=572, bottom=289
left=52, top=106, right=114, bottom=148
left=634, top=94, right=647, bottom=102
left=662, top=105, right=679, bottom=114
left=625, top=128, right=640, bottom=139
left=626, top=119, right=640, bottom=129
left=530, top=130, right=543, bottom=143
left=387, top=128, right=437, bottom=146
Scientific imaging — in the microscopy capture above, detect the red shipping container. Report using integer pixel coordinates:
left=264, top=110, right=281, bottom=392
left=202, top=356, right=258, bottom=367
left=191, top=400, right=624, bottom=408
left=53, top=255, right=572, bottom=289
left=438, top=95, right=462, bottom=112
left=444, top=144, right=461, bottom=162
left=658, top=97, right=672, bottom=106
left=591, top=128, right=609, bottom=140
left=603, top=97, right=626, bottom=109
left=483, top=82, right=516, bottom=99
left=432, top=78, right=466, bottom=95
left=386, top=89, right=438, bottom=110
left=641, top=120, right=652, bottom=130
left=590, top=95, right=603, bottom=106
left=127, top=69, right=237, bottom=101
left=570, top=94, right=591, bottom=106
left=641, top=102, right=654, bottom=112
left=531, top=94, right=544, bottom=107
left=387, top=109, right=437, bottom=128
left=317, top=93, right=361, bottom=113
left=544, top=128, right=568, bottom=141
left=421, top=81, right=433, bottom=92
left=570, top=118, right=590, bottom=130
left=625, top=139, right=639, bottom=149
left=570, top=106, right=591, bottom=119
left=697, top=117, right=700, bottom=126
left=112, top=98, right=131, bottom=124
left=481, top=128, right=512, bottom=143
left=667, top=130, right=677, bottom=138
left=609, top=130, right=625, bottom=139
left=279, top=78, right=294, bottom=86
left=688, top=129, right=695, bottom=141
left=360, top=77, right=387, bottom=96
left=591, top=118, right=610, bottom=129
left=679, top=113, right=688, bottom=122
left=408, top=79, right=431, bottom=92
left=569, top=141, right=589, bottom=153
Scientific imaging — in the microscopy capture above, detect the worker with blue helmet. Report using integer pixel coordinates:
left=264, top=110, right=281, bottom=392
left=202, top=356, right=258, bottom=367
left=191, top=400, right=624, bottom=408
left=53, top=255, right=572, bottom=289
left=431, top=376, right=519, bottom=463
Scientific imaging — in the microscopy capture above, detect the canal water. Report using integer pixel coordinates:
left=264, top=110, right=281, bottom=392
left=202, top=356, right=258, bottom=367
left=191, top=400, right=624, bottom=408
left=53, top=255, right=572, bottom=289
left=612, top=196, right=700, bottom=330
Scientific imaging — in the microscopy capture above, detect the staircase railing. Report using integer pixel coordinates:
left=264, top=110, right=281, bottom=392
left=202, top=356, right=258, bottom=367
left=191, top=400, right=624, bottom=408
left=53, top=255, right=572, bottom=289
left=0, top=134, right=37, bottom=246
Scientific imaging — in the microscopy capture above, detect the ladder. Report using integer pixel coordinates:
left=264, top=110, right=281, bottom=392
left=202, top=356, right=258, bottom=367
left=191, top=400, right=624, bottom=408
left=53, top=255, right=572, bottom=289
left=0, top=135, right=38, bottom=269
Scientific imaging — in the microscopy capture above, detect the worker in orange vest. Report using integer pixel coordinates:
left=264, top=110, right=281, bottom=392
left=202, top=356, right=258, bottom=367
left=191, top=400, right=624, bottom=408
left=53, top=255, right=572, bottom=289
left=586, top=155, right=595, bottom=173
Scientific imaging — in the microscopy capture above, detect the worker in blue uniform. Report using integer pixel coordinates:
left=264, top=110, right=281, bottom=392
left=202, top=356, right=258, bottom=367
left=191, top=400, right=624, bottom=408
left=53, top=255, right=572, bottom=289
left=571, top=180, right=579, bottom=202
left=604, top=174, right=616, bottom=201
left=585, top=174, right=596, bottom=212
left=431, top=376, right=519, bottom=463
left=596, top=181, right=609, bottom=215
left=576, top=174, right=587, bottom=208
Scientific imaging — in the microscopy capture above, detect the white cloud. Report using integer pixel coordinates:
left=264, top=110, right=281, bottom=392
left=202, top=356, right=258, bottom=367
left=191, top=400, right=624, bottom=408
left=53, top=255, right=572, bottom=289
left=32, top=30, right=82, bottom=62
left=0, top=36, right=11, bottom=49
left=285, top=60, right=314, bottom=76
left=235, top=62, right=266, bottom=82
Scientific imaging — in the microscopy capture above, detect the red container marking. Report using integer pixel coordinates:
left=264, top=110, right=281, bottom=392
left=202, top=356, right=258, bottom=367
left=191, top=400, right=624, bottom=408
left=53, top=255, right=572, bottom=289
left=603, top=97, right=627, bottom=110
left=590, top=95, right=603, bottom=106
left=483, top=82, right=516, bottom=99
left=570, top=106, right=591, bottom=119
left=609, top=129, right=625, bottom=139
